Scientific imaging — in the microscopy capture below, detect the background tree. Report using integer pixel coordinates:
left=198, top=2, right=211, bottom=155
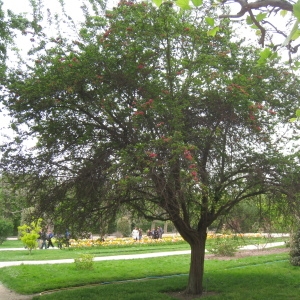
left=1, top=1, right=300, bottom=295
left=0, top=218, right=13, bottom=244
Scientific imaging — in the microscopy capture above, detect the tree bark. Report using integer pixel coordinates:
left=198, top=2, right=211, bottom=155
left=185, top=228, right=207, bottom=295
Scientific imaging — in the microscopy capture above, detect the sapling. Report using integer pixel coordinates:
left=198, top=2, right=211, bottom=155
left=18, top=219, right=42, bottom=254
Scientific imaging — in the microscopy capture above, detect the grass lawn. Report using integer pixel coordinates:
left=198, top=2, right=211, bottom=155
left=0, top=236, right=288, bottom=262
left=0, top=251, right=299, bottom=299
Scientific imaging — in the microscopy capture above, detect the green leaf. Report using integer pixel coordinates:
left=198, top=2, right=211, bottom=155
left=294, top=0, right=300, bottom=20
left=256, top=13, right=267, bottom=22
left=289, top=118, right=297, bottom=122
left=283, top=20, right=299, bottom=46
left=191, top=0, right=203, bottom=6
left=246, top=16, right=253, bottom=25
left=291, top=29, right=300, bottom=40
left=207, top=26, right=219, bottom=37
left=257, top=48, right=273, bottom=65
left=205, top=17, right=214, bottom=27
left=152, top=0, right=163, bottom=7
left=176, top=0, right=191, bottom=9
left=296, top=109, right=300, bottom=117
left=280, top=10, right=288, bottom=17
left=260, top=48, right=272, bottom=59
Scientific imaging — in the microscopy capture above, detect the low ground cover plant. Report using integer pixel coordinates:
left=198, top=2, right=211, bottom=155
left=74, top=254, right=94, bottom=270
left=210, top=236, right=240, bottom=256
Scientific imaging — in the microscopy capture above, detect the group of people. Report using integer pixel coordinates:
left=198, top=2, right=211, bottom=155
left=131, top=227, right=143, bottom=241
left=38, top=229, right=71, bottom=249
left=131, top=226, right=164, bottom=241
left=147, top=226, right=164, bottom=239
left=38, top=229, right=55, bottom=249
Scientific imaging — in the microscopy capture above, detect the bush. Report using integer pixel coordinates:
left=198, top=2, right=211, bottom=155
left=18, top=219, right=42, bottom=254
left=0, top=219, right=13, bottom=244
left=74, top=254, right=94, bottom=270
left=290, top=229, right=300, bottom=266
left=210, top=236, right=240, bottom=256
left=117, top=217, right=131, bottom=237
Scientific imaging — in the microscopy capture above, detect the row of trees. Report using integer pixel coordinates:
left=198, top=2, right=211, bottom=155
left=1, top=0, right=300, bottom=296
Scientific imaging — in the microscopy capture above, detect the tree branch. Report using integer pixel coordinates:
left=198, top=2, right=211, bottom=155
left=219, top=0, right=293, bottom=19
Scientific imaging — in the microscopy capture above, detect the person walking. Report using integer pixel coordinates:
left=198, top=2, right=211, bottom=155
left=131, top=227, right=139, bottom=241
left=47, top=231, right=55, bottom=248
left=40, top=229, right=47, bottom=249
left=65, top=229, right=71, bottom=247
left=153, top=227, right=159, bottom=240
left=147, top=229, right=153, bottom=239
left=158, top=226, right=163, bottom=239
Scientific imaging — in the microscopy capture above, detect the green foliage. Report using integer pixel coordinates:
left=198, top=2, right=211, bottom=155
left=74, top=254, right=94, bottom=270
left=290, top=228, right=300, bottom=266
left=0, top=219, right=13, bottom=244
left=18, top=219, right=42, bottom=254
left=117, top=217, right=131, bottom=237
left=210, top=236, right=240, bottom=256
left=289, top=109, right=300, bottom=122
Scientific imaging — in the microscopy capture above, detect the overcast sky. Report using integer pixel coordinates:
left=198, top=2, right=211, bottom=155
left=1, top=0, right=114, bottom=147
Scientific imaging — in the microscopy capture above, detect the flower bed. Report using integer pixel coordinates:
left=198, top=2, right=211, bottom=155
left=67, top=233, right=268, bottom=248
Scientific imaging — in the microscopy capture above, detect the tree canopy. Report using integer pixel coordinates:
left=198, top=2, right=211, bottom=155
left=1, top=0, right=300, bottom=295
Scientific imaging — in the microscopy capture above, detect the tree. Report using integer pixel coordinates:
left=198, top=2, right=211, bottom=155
left=154, top=0, right=300, bottom=62
left=1, top=1, right=300, bottom=295
left=0, top=0, right=31, bottom=76
left=0, top=175, right=27, bottom=234
left=0, top=218, right=13, bottom=244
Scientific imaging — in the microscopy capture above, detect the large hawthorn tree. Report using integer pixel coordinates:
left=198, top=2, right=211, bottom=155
left=1, top=1, right=300, bottom=295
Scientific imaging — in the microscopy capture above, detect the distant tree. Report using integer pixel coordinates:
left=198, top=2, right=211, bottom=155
left=2, top=2, right=300, bottom=295
left=0, top=176, right=27, bottom=234
left=0, top=219, right=13, bottom=244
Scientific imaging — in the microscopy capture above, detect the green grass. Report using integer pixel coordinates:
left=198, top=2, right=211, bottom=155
left=0, top=239, right=24, bottom=248
left=0, top=236, right=288, bottom=262
left=0, top=243, right=191, bottom=261
left=0, top=252, right=298, bottom=299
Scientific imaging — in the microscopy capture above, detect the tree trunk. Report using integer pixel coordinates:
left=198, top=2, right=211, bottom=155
left=185, top=229, right=207, bottom=295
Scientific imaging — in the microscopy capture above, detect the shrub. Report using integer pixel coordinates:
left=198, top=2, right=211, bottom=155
left=210, top=236, right=240, bottom=256
left=0, top=219, right=13, bottom=244
left=18, top=219, right=42, bottom=254
left=117, top=217, right=131, bottom=237
left=290, top=229, right=300, bottom=266
left=74, top=254, right=94, bottom=270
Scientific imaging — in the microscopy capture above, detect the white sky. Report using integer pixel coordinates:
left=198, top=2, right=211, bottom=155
left=1, top=0, right=118, bottom=147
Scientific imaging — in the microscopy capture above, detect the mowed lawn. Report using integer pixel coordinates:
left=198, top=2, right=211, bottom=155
left=0, top=249, right=299, bottom=299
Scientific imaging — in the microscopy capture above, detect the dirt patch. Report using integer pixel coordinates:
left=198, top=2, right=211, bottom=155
left=0, top=285, right=34, bottom=300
